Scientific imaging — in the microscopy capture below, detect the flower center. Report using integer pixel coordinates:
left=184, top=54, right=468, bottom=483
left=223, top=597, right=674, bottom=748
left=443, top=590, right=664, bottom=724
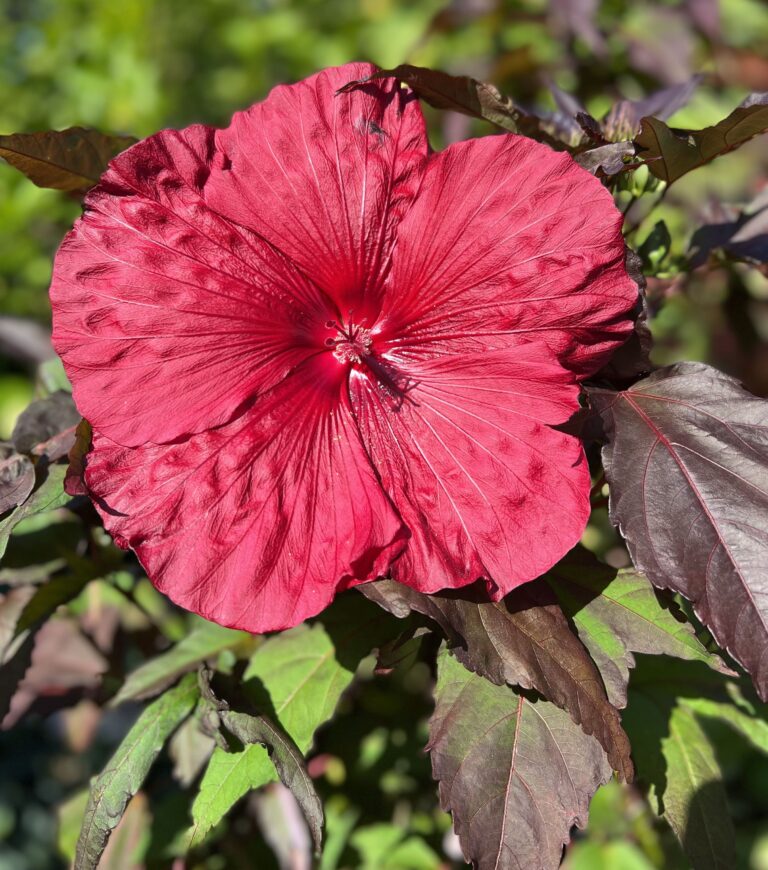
left=325, top=320, right=373, bottom=365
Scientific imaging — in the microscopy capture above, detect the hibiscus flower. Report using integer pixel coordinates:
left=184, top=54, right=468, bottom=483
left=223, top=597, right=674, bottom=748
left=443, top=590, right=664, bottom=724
left=50, top=63, right=637, bottom=632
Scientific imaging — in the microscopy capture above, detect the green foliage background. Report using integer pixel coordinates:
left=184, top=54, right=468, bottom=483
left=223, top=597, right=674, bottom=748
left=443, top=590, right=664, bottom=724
left=1, top=1, right=768, bottom=868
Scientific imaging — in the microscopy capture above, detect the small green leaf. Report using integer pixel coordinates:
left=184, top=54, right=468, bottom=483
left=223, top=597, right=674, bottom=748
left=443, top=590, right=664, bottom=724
left=189, top=594, right=398, bottom=844
left=0, top=127, right=136, bottom=192
left=111, top=619, right=250, bottom=705
left=0, top=463, right=71, bottom=560
left=220, top=709, right=323, bottom=853
left=75, top=673, right=198, bottom=870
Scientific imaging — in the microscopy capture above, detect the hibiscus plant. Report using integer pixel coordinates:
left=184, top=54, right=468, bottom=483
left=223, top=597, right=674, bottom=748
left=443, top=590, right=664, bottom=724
left=1, top=63, right=768, bottom=870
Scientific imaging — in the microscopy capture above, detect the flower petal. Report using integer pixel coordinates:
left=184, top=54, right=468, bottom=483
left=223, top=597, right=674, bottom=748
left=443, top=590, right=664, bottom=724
left=349, top=341, right=590, bottom=594
left=51, top=124, right=332, bottom=448
left=378, top=134, right=637, bottom=375
left=85, top=360, right=407, bottom=633
left=205, top=63, right=428, bottom=323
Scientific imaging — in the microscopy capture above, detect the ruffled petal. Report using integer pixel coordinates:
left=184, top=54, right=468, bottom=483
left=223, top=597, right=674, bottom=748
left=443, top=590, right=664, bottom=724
left=349, top=341, right=590, bottom=594
left=85, top=360, right=407, bottom=633
left=205, top=63, right=428, bottom=323
left=51, top=124, right=332, bottom=448
left=378, top=134, right=637, bottom=376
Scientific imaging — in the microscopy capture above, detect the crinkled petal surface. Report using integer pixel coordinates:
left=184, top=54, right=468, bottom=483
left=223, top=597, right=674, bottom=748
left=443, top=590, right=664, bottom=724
left=377, top=134, right=637, bottom=375
left=51, top=124, right=333, bottom=447
left=50, top=62, right=638, bottom=634
left=349, top=341, right=590, bottom=595
left=85, top=360, right=407, bottom=631
left=205, top=62, right=428, bottom=323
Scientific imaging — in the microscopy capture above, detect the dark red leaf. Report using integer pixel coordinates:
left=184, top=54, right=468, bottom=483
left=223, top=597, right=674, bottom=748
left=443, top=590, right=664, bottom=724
left=360, top=579, right=633, bottom=779
left=0, top=128, right=136, bottom=193
left=0, top=447, right=35, bottom=515
left=12, top=391, right=81, bottom=456
left=589, top=363, right=768, bottom=700
left=428, top=649, right=612, bottom=870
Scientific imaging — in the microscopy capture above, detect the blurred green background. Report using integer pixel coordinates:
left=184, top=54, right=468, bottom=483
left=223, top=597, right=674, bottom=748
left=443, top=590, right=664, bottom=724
left=1, top=1, right=768, bottom=868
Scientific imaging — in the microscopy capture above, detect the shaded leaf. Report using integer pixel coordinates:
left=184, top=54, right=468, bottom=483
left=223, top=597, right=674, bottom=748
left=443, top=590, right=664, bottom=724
left=11, top=391, right=80, bottom=455
left=0, top=127, right=136, bottom=192
left=111, top=619, right=249, bottom=705
left=168, top=709, right=216, bottom=786
left=573, top=141, right=635, bottom=176
left=603, top=77, right=702, bottom=140
left=589, top=363, right=768, bottom=700
left=338, top=64, right=565, bottom=147
left=635, top=94, right=768, bottom=184
left=547, top=547, right=732, bottom=708
left=190, top=594, right=399, bottom=844
left=0, top=586, right=36, bottom=656
left=689, top=190, right=768, bottom=269
left=0, top=447, right=34, bottom=515
left=65, top=419, right=92, bottom=497
left=625, top=659, right=736, bottom=870
left=0, top=463, right=71, bottom=560
left=361, top=578, right=633, bottom=780
left=75, top=673, right=197, bottom=869
left=429, top=649, right=612, bottom=870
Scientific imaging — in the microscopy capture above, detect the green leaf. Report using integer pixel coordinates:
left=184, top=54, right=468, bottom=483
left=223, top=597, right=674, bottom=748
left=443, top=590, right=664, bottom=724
left=220, top=709, right=323, bottom=853
left=625, top=659, right=738, bottom=870
left=681, top=695, right=768, bottom=755
left=111, top=619, right=250, bottom=705
left=635, top=94, right=768, bottom=185
left=0, top=127, right=136, bottom=192
left=362, top=578, right=633, bottom=780
left=338, top=64, right=565, bottom=146
left=429, top=649, right=612, bottom=870
left=547, top=547, right=731, bottom=708
left=350, top=823, right=441, bottom=870
left=189, top=594, right=398, bottom=844
left=0, top=463, right=70, bottom=560
left=75, top=672, right=198, bottom=870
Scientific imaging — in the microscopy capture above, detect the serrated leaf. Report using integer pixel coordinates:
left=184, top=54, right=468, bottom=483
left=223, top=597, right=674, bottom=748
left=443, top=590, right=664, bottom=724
left=681, top=695, right=768, bottom=755
left=625, top=660, right=736, bottom=870
left=189, top=594, right=399, bottom=844
left=361, top=578, right=633, bottom=780
left=429, top=649, right=612, bottom=870
left=111, top=620, right=249, bottom=705
left=0, top=463, right=71, bottom=560
left=338, top=64, right=565, bottom=146
left=635, top=94, right=768, bottom=184
left=220, top=709, right=323, bottom=853
left=75, top=673, right=197, bottom=869
left=547, top=547, right=731, bottom=707
left=589, top=363, right=768, bottom=700
left=0, top=127, right=136, bottom=192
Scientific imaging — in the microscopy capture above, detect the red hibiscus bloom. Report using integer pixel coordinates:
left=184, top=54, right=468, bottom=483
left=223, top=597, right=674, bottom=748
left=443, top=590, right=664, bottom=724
left=50, top=63, right=637, bottom=632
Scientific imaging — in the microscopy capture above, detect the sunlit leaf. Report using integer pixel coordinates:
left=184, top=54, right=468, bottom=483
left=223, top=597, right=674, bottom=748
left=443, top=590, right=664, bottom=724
left=547, top=546, right=731, bottom=707
left=111, top=619, right=250, bottom=705
left=362, top=578, right=633, bottom=779
left=189, top=594, right=399, bottom=844
left=75, top=673, right=197, bottom=869
left=635, top=94, right=768, bottom=184
left=429, top=649, right=612, bottom=870
left=0, top=127, right=136, bottom=192
left=589, top=363, right=768, bottom=700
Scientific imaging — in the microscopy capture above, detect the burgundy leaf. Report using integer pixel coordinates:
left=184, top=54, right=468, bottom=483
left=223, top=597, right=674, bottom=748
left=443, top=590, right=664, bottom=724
left=574, top=141, right=635, bottom=176
left=0, top=128, right=136, bottom=193
left=589, top=363, right=768, bottom=700
left=338, top=64, right=567, bottom=148
left=361, top=578, right=633, bottom=779
left=12, top=391, right=81, bottom=456
left=0, top=447, right=35, bottom=515
left=635, top=94, right=768, bottom=185
left=603, top=77, right=702, bottom=140
left=428, top=649, right=612, bottom=870
left=689, top=190, right=768, bottom=269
